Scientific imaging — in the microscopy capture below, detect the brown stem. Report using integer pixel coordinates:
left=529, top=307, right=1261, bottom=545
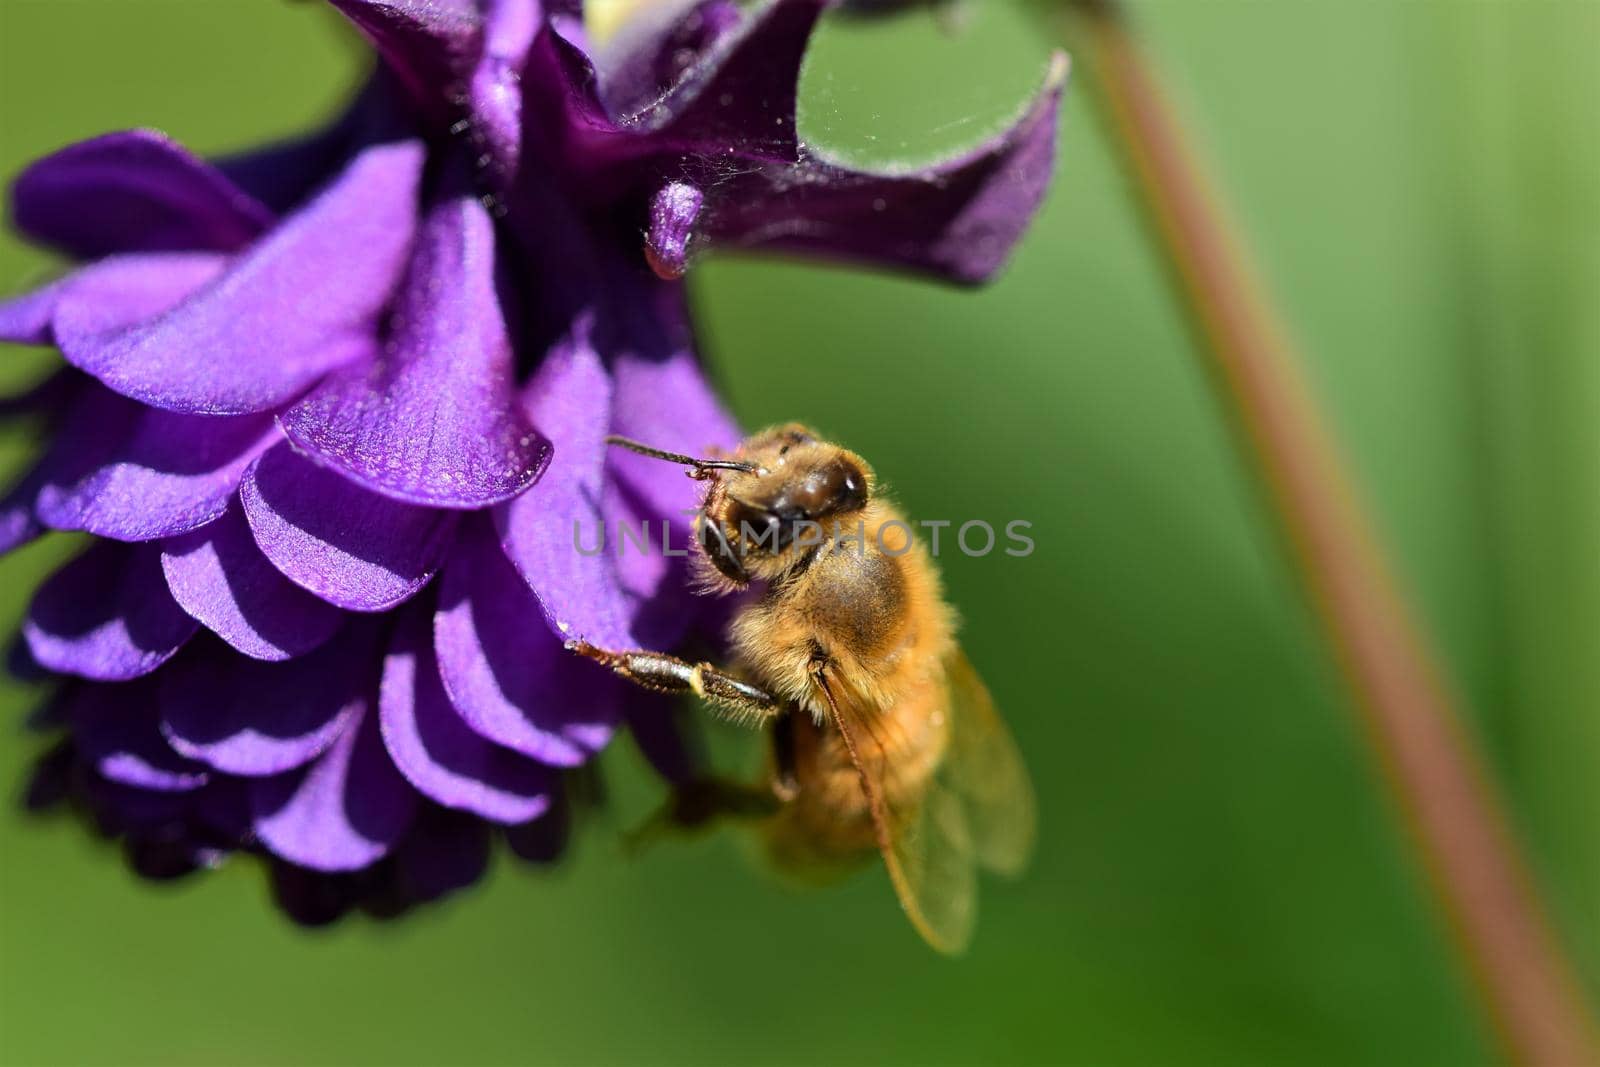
left=1054, top=2, right=1598, bottom=1062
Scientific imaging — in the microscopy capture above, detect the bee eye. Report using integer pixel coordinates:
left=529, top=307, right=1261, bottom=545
left=699, top=517, right=749, bottom=584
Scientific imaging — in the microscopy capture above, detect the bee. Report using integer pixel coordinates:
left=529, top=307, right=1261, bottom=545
left=570, top=424, right=1034, bottom=954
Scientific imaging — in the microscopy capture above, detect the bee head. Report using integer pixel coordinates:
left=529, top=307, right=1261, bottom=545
left=693, top=425, right=872, bottom=583
left=600, top=426, right=871, bottom=587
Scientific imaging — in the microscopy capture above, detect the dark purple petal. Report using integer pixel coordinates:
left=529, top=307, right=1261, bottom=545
left=623, top=688, right=700, bottom=785
left=0, top=368, right=84, bottom=421
left=239, top=443, right=457, bottom=613
left=504, top=791, right=570, bottom=864
left=281, top=187, right=549, bottom=508
left=12, top=129, right=272, bottom=258
left=494, top=321, right=636, bottom=648
left=214, top=77, right=383, bottom=214
left=593, top=0, right=741, bottom=121
left=0, top=467, right=45, bottom=555
left=388, top=804, right=492, bottom=903
left=621, top=0, right=824, bottom=161
left=25, top=542, right=199, bottom=680
left=35, top=408, right=278, bottom=541
left=251, top=706, right=417, bottom=872
left=53, top=140, right=425, bottom=415
left=159, top=629, right=373, bottom=776
left=700, top=52, right=1068, bottom=284
left=435, top=516, right=619, bottom=766
left=0, top=278, right=67, bottom=345
left=24, top=740, right=75, bottom=813
left=380, top=604, right=554, bottom=823
left=68, top=679, right=211, bottom=792
left=160, top=502, right=345, bottom=661
left=329, top=1, right=482, bottom=134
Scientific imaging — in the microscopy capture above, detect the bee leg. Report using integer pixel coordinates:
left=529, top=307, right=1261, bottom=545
left=567, top=640, right=784, bottom=726
left=623, top=778, right=781, bottom=855
left=771, top=708, right=801, bottom=803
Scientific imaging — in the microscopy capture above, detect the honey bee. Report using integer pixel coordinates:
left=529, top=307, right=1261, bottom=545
left=569, top=424, right=1034, bottom=953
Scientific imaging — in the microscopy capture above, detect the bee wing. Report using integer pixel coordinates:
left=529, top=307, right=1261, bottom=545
left=819, top=676, right=977, bottom=954
left=818, top=648, right=1032, bottom=955
left=941, top=647, right=1036, bottom=877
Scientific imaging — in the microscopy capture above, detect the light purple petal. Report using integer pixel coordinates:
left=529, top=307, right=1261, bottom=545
left=35, top=407, right=278, bottom=541
left=644, top=180, right=704, bottom=279
left=251, top=705, right=418, bottom=872
left=494, top=321, right=636, bottom=648
left=12, top=129, right=272, bottom=258
left=280, top=187, right=549, bottom=508
left=53, top=140, right=425, bottom=415
left=239, top=442, right=456, bottom=612
left=608, top=341, right=742, bottom=525
left=622, top=0, right=824, bottom=161
left=159, top=629, right=374, bottom=776
left=467, top=0, right=541, bottom=180
left=380, top=604, right=554, bottom=823
left=700, top=52, right=1068, bottom=284
left=435, top=516, right=619, bottom=766
left=329, top=1, right=483, bottom=134
left=25, top=542, right=199, bottom=681
left=8, top=252, right=224, bottom=356
left=160, top=502, right=345, bottom=661
left=68, top=679, right=211, bottom=792
left=0, top=279, right=68, bottom=345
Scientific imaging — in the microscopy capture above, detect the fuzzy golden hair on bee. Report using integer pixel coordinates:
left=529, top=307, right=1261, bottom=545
left=585, top=426, right=1034, bottom=955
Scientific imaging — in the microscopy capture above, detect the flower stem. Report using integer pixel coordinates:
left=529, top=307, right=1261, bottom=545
left=1049, top=2, right=1598, bottom=1061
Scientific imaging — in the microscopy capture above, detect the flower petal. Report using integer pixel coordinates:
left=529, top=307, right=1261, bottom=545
left=494, top=321, right=636, bottom=648
left=12, top=129, right=272, bottom=259
left=608, top=340, right=741, bottom=525
left=161, top=502, right=346, bottom=661
left=0, top=278, right=68, bottom=345
left=53, top=140, right=425, bottom=415
left=389, top=805, right=493, bottom=904
left=622, top=0, right=824, bottom=162
left=328, top=0, right=483, bottom=134
left=0, top=467, right=46, bottom=556
left=214, top=76, right=385, bottom=213
left=239, top=442, right=456, bottom=613
left=25, top=542, right=198, bottom=681
left=68, top=679, right=210, bottom=792
left=699, top=52, right=1068, bottom=284
left=380, top=603, right=554, bottom=823
left=159, top=629, right=373, bottom=776
left=251, top=705, right=418, bottom=872
left=435, top=516, right=619, bottom=766
left=504, top=792, right=570, bottom=864
left=280, top=187, right=550, bottom=508
left=35, top=406, right=278, bottom=541
left=467, top=0, right=542, bottom=180
left=592, top=0, right=741, bottom=123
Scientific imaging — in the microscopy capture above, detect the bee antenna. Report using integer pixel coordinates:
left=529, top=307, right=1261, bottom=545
left=604, top=435, right=758, bottom=474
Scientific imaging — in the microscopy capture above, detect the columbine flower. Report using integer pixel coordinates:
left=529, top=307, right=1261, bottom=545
left=0, top=0, right=1064, bottom=921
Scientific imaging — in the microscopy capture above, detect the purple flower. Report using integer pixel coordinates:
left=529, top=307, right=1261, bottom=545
left=0, top=0, right=1064, bottom=921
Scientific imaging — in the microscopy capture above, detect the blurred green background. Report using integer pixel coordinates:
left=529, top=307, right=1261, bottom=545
left=1, top=0, right=1596, bottom=1063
